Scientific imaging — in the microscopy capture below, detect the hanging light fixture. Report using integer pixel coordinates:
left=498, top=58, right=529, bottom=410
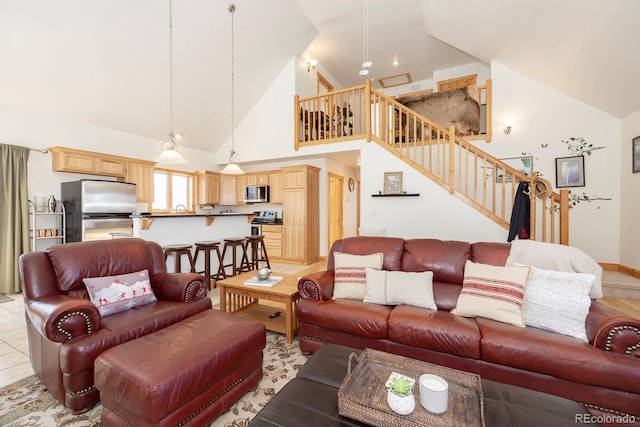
left=359, top=0, right=372, bottom=77
left=155, top=0, right=187, bottom=164
left=220, top=3, right=244, bottom=175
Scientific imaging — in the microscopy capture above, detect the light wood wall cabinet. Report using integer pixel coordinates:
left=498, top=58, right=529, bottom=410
left=282, top=165, right=320, bottom=264
left=268, top=171, right=284, bottom=204
left=262, top=224, right=283, bottom=259
left=196, top=170, right=220, bottom=206
left=245, top=173, right=269, bottom=186
left=50, top=146, right=127, bottom=177
left=124, top=160, right=155, bottom=204
left=219, top=174, right=237, bottom=205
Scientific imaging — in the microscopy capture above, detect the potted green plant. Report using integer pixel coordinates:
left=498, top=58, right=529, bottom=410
left=385, top=372, right=415, bottom=415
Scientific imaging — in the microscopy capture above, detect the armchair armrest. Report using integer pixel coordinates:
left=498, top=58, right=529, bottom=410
left=26, top=295, right=100, bottom=343
left=298, top=270, right=335, bottom=301
left=587, top=302, right=640, bottom=357
left=151, top=272, right=208, bottom=302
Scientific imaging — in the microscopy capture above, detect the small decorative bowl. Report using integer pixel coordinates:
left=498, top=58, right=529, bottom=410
left=255, top=268, right=271, bottom=281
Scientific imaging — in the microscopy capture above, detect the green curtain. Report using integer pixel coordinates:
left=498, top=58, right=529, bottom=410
left=0, top=144, right=30, bottom=294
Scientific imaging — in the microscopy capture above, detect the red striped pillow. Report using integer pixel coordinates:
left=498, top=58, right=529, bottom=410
left=452, top=260, right=530, bottom=326
left=332, top=252, right=384, bottom=300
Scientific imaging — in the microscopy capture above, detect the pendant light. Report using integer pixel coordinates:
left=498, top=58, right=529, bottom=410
left=220, top=3, right=244, bottom=175
left=155, top=0, right=187, bottom=164
left=359, top=0, right=372, bottom=77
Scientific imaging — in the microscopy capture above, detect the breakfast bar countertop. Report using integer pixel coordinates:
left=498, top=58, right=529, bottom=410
left=132, top=212, right=255, bottom=230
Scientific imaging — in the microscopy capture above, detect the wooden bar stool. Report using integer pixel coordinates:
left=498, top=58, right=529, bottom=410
left=244, top=235, right=271, bottom=271
left=221, top=238, right=250, bottom=277
left=193, top=241, right=225, bottom=289
left=162, top=244, right=195, bottom=273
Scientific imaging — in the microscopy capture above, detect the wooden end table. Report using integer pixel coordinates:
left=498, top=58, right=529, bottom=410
left=218, top=271, right=300, bottom=343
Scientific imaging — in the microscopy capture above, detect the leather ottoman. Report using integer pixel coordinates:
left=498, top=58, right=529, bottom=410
left=95, top=309, right=266, bottom=427
left=249, top=344, right=598, bottom=427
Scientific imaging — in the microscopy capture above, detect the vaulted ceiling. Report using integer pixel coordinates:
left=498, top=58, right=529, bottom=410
left=1, top=0, right=638, bottom=153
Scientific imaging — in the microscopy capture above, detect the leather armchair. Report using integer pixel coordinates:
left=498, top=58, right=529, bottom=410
left=19, top=238, right=212, bottom=413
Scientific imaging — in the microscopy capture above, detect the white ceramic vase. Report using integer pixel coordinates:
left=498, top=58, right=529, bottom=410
left=387, top=391, right=415, bottom=415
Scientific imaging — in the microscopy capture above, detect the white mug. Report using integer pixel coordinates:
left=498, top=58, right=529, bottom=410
left=419, top=374, right=448, bottom=414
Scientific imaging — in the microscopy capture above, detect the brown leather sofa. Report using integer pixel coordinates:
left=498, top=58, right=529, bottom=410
left=296, top=236, right=640, bottom=418
left=19, top=238, right=212, bottom=413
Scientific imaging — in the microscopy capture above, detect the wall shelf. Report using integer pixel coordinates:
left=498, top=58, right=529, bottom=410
left=371, top=193, right=420, bottom=197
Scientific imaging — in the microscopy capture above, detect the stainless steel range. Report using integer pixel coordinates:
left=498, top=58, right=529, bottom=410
left=250, top=211, right=278, bottom=235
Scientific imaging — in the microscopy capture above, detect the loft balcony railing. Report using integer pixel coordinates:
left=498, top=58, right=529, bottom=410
left=294, top=80, right=570, bottom=245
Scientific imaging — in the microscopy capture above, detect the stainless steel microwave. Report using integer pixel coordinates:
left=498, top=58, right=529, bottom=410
left=243, top=185, right=270, bottom=203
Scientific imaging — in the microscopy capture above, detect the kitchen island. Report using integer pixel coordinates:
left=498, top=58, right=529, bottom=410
left=132, top=212, right=257, bottom=273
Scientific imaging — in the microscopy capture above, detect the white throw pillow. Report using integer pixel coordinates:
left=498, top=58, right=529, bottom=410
left=452, top=260, right=530, bottom=327
left=364, top=268, right=437, bottom=310
left=519, top=264, right=593, bottom=342
left=332, top=252, right=384, bottom=300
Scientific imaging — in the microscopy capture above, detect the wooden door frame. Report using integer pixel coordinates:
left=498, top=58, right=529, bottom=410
left=327, top=172, right=344, bottom=252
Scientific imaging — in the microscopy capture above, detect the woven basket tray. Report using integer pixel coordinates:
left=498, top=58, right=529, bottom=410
left=338, top=349, right=485, bottom=427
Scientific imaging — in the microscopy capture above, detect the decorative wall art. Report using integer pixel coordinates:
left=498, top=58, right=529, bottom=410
left=495, top=156, right=533, bottom=183
left=555, top=156, right=585, bottom=188
left=383, top=172, right=403, bottom=194
left=633, top=135, right=640, bottom=173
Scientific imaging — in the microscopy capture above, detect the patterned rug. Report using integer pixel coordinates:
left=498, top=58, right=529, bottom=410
left=0, top=332, right=308, bottom=427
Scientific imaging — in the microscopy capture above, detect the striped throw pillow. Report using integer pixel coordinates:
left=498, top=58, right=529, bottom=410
left=332, top=252, right=384, bottom=300
left=452, top=260, right=530, bottom=327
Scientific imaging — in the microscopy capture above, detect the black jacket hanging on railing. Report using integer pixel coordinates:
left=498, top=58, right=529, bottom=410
left=508, top=181, right=530, bottom=241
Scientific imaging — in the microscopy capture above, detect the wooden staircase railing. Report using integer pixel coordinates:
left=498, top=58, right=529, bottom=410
left=295, top=80, right=570, bottom=245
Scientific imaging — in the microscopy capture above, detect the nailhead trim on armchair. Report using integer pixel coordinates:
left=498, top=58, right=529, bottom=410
left=605, top=325, right=640, bottom=356
left=57, top=311, right=93, bottom=341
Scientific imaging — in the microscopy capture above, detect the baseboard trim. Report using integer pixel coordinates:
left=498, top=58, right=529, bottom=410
left=600, top=263, right=640, bottom=280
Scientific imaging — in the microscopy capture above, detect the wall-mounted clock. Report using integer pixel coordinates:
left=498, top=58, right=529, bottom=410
left=348, top=178, right=355, bottom=192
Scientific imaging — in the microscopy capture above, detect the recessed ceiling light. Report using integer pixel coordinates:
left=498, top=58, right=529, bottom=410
left=392, top=59, right=399, bottom=66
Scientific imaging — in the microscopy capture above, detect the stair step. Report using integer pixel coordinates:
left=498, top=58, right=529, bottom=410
left=602, top=271, right=640, bottom=300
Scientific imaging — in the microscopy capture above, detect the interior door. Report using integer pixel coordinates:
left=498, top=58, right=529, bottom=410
left=328, top=173, right=344, bottom=251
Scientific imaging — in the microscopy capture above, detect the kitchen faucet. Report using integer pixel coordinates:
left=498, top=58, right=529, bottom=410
left=175, top=204, right=187, bottom=213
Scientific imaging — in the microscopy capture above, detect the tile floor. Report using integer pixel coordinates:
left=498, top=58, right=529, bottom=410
left=1, top=266, right=638, bottom=390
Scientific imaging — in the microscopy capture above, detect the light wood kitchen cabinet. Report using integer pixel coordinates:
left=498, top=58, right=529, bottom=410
left=245, top=173, right=269, bottom=186
left=50, top=146, right=126, bottom=177
left=282, top=165, right=319, bottom=264
left=124, top=159, right=155, bottom=204
left=236, top=175, right=246, bottom=205
left=219, top=174, right=237, bottom=205
left=195, top=170, right=220, bottom=206
left=268, top=171, right=284, bottom=204
left=262, top=224, right=283, bottom=259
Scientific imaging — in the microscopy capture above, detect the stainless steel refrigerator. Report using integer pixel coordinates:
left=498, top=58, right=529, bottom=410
left=62, top=179, right=137, bottom=242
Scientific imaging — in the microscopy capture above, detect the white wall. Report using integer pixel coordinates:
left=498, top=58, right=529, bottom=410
left=359, top=142, right=506, bottom=241
left=620, top=111, right=640, bottom=270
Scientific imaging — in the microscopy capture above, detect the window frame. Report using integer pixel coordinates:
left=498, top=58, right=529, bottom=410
left=152, top=167, right=196, bottom=213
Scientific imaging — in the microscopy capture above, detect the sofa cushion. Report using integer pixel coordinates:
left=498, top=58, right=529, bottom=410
left=364, top=269, right=436, bottom=310
left=388, top=305, right=481, bottom=359
left=328, top=236, right=405, bottom=271
left=46, top=238, right=155, bottom=292
left=477, top=317, right=640, bottom=394
left=452, top=261, right=530, bottom=327
left=83, top=269, right=157, bottom=317
left=296, top=299, right=391, bottom=339
left=402, top=239, right=471, bottom=284
left=520, top=265, right=593, bottom=342
left=332, top=252, right=383, bottom=300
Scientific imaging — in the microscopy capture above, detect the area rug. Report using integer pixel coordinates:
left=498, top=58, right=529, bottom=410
left=0, top=295, right=14, bottom=303
left=0, top=332, right=308, bottom=426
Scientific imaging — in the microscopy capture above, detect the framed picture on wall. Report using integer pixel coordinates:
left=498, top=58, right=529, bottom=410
left=633, top=135, right=640, bottom=173
left=383, top=172, right=403, bottom=194
left=555, top=155, right=585, bottom=188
